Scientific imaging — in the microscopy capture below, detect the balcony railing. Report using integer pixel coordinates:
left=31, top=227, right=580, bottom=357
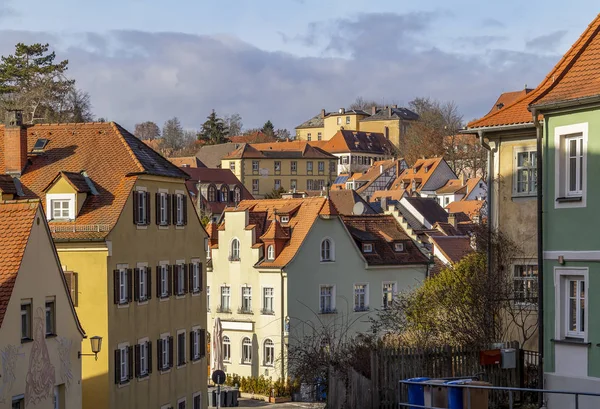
left=260, top=308, right=275, bottom=315
left=237, top=306, right=253, bottom=315
left=216, top=305, right=232, bottom=314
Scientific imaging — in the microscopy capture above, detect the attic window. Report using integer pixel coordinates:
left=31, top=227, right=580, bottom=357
left=394, top=243, right=404, bottom=252
left=280, top=215, right=290, bottom=224
left=362, top=243, right=373, bottom=253
left=32, top=138, right=49, bottom=152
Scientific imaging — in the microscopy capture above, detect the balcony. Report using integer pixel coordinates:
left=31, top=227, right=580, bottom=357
left=260, top=308, right=275, bottom=316
left=217, top=305, right=232, bottom=314
left=237, top=306, right=253, bottom=315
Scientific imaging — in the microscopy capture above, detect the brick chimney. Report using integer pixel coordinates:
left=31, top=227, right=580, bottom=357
left=448, top=212, right=457, bottom=227
left=371, top=106, right=377, bottom=115
left=321, top=109, right=326, bottom=119
left=4, top=110, right=28, bottom=176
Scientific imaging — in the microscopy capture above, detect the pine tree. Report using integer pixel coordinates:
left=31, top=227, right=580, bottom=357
left=262, top=120, right=275, bottom=137
left=198, top=110, right=229, bottom=145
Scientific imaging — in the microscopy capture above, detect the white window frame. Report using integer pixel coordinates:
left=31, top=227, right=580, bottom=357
left=346, top=116, right=350, bottom=124
left=159, top=263, right=169, bottom=298
left=45, top=298, right=56, bottom=336
left=46, top=193, right=76, bottom=220
left=290, top=179, right=297, bottom=190
left=307, top=161, right=313, bottom=173
left=119, top=268, right=128, bottom=304
left=262, top=287, right=274, bottom=314
left=191, top=260, right=201, bottom=294
left=137, top=264, right=148, bottom=302
left=220, top=286, right=231, bottom=311
left=363, top=243, right=373, bottom=253
left=263, top=339, right=275, bottom=366
left=513, top=146, right=537, bottom=196
left=382, top=282, right=397, bottom=308
left=241, top=286, right=252, bottom=313
left=354, top=283, right=369, bottom=312
left=554, top=267, right=589, bottom=341
left=274, top=161, right=281, bottom=172
left=207, top=286, right=210, bottom=312
left=223, top=335, right=231, bottom=362
left=242, top=337, right=252, bottom=364
left=192, top=392, right=202, bottom=409
left=175, top=192, right=185, bottom=226
left=177, top=398, right=186, bottom=409
left=138, top=337, right=149, bottom=377
left=21, top=301, right=32, bottom=340
left=230, top=238, right=240, bottom=261
left=307, top=133, right=312, bottom=141
left=118, top=342, right=130, bottom=383
left=176, top=262, right=185, bottom=296
left=158, top=191, right=169, bottom=225
left=274, top=180, right=281, bottom=190
left=280, top=215, right=289, bottom=223
left=320, top=237, right=334, bottom=262
left=267, top=245, right=275, bottom=260
left=317, top=132, right=322, bottom=141
left=554, top=123, right=588, bottom=208
left=337, top=117, right=342, bottom=125
left=135, top=188, right=147, bottom=226
left=252, top=179, right=259, bottom=193
left=394, top=242, right=404, bottom=252
left=513, top=263, right=538, bottom=307
left=160, top=334, right=170, bottom=370
left=319, top=285, right=335, bottom=313
left=192, top=326, right=201, bottom=361
left=229, top=161, right=236, bottom=172
left=291, top=161, right=297, bottom=173
left=252, top=160, right=259, bottom=172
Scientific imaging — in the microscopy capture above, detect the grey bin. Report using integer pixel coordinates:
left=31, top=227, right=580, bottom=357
left=424, top=380, right=448, bottom=409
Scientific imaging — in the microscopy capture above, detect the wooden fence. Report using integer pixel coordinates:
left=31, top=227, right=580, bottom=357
left=328, top=341, right=539, bottom=409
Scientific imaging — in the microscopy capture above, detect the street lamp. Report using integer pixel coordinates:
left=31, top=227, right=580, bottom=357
left=79, top=336, right=103, bottom=360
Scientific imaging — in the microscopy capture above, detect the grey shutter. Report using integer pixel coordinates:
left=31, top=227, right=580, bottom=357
left=189, top=330, right=195, bottom=361
left=134, top=343, right=141, bottom=378
left=114, top=349, right=121, bottom=384
left=127, top=269, right=133, bottom=303
left=168, top=265, right=173, bottom=296
left=157, top=338, right=163, bottom=370
left=173, top=264, right=179, bottom=296
left=168, top=336, right=174, bottom=368
left=199, top=263, right=203, bottom=292
left=188, top=263, right=194, bottom=293
left=148, top=341, right=153, bottom=374
left=183, top=194, right=188, bottom=225
left=133, top=268, right=140, bottom=301
left=155, top=192, right=161, bottom=225
left=156, top=266, right=161, bottom=298
left=113, top=269, right=120, bottom=304
left=167, top=194, right=172, bottom=225
left=172, top=194, right=178, bottom=225
left=200, top=329, right=206, bottom=358
left=183, top=263, right=188, bottom=294
left=133, top=190, right=139, bottom=224
left=145, top=192, right=151, bottom=225
left=146, top=267, right=152, bottom=300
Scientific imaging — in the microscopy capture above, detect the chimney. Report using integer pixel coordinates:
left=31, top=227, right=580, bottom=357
left=381, top=197, right=387, bottom=213
left=380, top=164, right=384, bottom=174
left=387, top=106, right=392, bottom=117
left=321, top=109, right=326, bottom=119
left=448, top=212, right=457, bottom=227
left=392, top=104, right=398, bottom=109
left=371, top=106, right=377, bottom=115
left=4, top=110, right=28, bottom=176
left=339, top=108, right=345, bottom=114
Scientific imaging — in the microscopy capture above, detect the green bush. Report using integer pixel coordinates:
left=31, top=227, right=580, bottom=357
left=222, top=373, right=298, bottom=397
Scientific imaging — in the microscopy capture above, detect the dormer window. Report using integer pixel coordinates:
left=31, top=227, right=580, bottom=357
left=362, top=243, right=373, bottom=253
left=280, top=215, right=290, bottom=224
left=267, top=245, right=275, bottom=260
left=233, top=186, right=241, bottom=203
left=208, top=186, right=216, bottom=202
left=394, top=242, right=404, bottom=252
left=220, top=186, right=229, bottom=203
left=46, top=194, right=75, bottom=221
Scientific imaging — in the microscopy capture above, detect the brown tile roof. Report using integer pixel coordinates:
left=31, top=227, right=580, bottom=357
left=301, top=190, right=376, bottom=215
left=314, top=130, right=397, bottom=155
left=430, top=236, right=473, bottom=264
left=445, top=200, right=485, bottom=221
left=340, top=215, right=430, bottom=266
left=369, top=189, right=405, bottom=203
left=485, top=89, right=533, bottom=115
left=195, top=144, right=240, bottom=168
left=319, top=198, right=339, bottom=217
left=223, top=141, right=336, bottom=159
left=0, top=122, right=188, bottom=241
left=389, top=157, right=448, bottom=193
left=469, top=14, right=600, bottom=128
left=168, top=156, right=206, bottom=168
left=435, top=179, right=466, bottom=195
left=0, top=175, right=17, bottom=194
left=260, top=218, right=290, bottom=241
left=229, top=132, right=277, bottom=144
left=0, top=201, right=38, bottom=326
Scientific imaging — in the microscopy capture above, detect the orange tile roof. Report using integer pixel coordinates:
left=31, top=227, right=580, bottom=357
left=260, top=218, right=289, bottom=241
left=0, top=122, right=188, bottom=241
left=319, top=198, right=339, bottom=217
left=435, top=179, right=465, bottom=195
left=316, top=130, right=396, bottom=155
left=469, top=14, right=600, bottom=128
left=485, top=89, right=533, bottom=115
left=369, top=189, right=405, bottom=203
left=463, top=177, right=483, bottom=198
left=445, top=200, right=485, bottom=221
left=168, top=156, right=205, bottom=168
left=229, top=132, right=277, bottom=144
left=0, top=201, right=38, bottom=326
left=389, top=157, right=448, bottom=193
left=223, top=141, right=335, bottom=159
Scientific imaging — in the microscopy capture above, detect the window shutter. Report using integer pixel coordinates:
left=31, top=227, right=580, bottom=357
left=167, top=194, right=172, bottom=225
left=134, top=344, right=140, bottom=378
left=157, top=339, right=163, bottom=370
left=200, top=329, right=206, bottom=358
left=128, top=346, right=134, bottom=380
left=145, top=192, right=151, bottom=225
left=183, top=195, right=188, bottom=225
left=183, top=263, right=188, bottom=294
left=114, top=349, right=121, bottom=384
left=127, top=269, right=133, bottom=302
left=155, top=192, right=161, bottom=225
left=172, top=194, right=177, bottom=225
left=113, top=269, right=120, bottom=305
left=148, top=341, right=153, bottom=374
left=156, top=266, right=161, bottom=298
left=188, top=263, right=194, bottom=293
left=133, top=190, right=139, bottom=225
left=174, top=265, right=180, bottom=296
left=146, top=267, right=152, bottom=300
left=168, top=336, right=174, bottom=368
left=64, top=271, right=78, bottom=306
left=133, top=268, right=140, bottom=301
left=199, top=263, right=203, bottom=292
left=168, top=265, right=173, bottom=296
left=189, top=330, right=195, bottom=361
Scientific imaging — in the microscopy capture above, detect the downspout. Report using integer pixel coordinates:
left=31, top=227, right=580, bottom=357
left=280, top=270, right=286, bottom=381
left=532, top=108, right=544, bottom=397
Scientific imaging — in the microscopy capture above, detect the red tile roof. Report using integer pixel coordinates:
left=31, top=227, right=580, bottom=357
left=485, top=89, right=533, bottom=115
left=314, top=130, right=396, bottom=155
left=229, top=132, right=277, bottom=144
left=430, top=236, right=473, bottom=264
left=168, top=157, right=206, bottom=168
left=445, top=200, right=485, bottom=221
left=0, top=201, right=38, bottom=326
left=389, top=157, right=449, bottom=193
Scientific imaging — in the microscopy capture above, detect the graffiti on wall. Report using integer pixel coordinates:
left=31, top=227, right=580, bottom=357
left=25, top=307, right=55, bottom=406
left=56, top=337, right=73, bottom=389
left=0, top=344, right=25, bottom=403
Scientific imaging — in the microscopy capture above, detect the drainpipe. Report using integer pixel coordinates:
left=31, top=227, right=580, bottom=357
left=280, top=270, right=286, bottom=381
left=532, top=108, right=544, bottom=400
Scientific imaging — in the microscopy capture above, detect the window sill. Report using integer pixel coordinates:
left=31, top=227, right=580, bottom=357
left=319, top=310, right=337, bottom=315
left=117, top=303, right=130, bottom=309
left=512, top=193, right=536, bottom=200
left=136, top=224, right=148, bottom=230
left=177, top=363, right=187, bottom=369
left=354, top=308, right=370, bottom=313
left=118, top=380, right=130, bottom=388
left=45, top=333, right=57, bottom=339
left=176, top=294, right=187, bottom=300
left=191, top=290, right=201, bottom=296
left=556, top=196, right=582, bottom=203
left=175, top=225, right=185, bottom=230
left=159, top=296, right=170, bottom=302
left=137, top=299, right=149, bottom=306
left=240, top=362, right=252, bottom=366
left=158, top=225, right=169, bottom=230
left=137, top=374, right=150, bottom=382
left=551, top=338, right=590, bottom=346
left=320, top=260, right=335, bottom=263
left=160, top=368, right=171, bottom=375
left=21, top=337, right=33, bottom=344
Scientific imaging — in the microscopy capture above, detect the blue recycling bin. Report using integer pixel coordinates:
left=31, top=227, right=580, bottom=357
left=406, top=377, right=430, bottom=409
left=446, top=379, right=472, bottom=409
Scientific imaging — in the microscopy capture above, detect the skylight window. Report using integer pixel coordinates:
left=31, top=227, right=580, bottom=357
left=32, top=138, right=48, bottom=152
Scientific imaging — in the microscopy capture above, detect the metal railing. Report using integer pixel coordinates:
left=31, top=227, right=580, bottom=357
left=399, top=379, right=600, bottom=409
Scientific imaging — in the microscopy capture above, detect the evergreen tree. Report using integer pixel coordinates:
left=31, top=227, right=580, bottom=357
left=262, top=120, right=275, bottom=137
left=198, top=110, right=229, bottom=145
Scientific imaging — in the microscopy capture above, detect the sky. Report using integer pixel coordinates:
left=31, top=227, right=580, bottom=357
left=0, top=0, right=598, bottom=132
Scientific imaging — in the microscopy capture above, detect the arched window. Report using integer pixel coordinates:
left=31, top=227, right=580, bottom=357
left=234, top=186, right=241, bottom=203
left=223, top=335, right=231, bottom=362
left=208, top=186, right=216, bottom=202
left=264, top=339, right=275, bottom=366
left=230, top=238, right=240, bottom=261
left=220, top=186, right=229, bottom=203
left=242, top=337, right=252, bottom=363
left=267, top=245, right=275, bottom=260
left=320, top=238, right=334, bottom=261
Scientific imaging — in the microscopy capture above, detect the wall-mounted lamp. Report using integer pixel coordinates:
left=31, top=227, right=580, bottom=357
left=79, top=336, right=103, bottom=361
left=558, top=255, right=565, bottom=265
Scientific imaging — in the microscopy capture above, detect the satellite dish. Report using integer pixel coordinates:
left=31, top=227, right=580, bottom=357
left=352, top=202, right=365, bottom=215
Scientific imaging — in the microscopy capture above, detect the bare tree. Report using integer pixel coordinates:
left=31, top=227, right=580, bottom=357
left=135, top=121, right=161, bottom=140
left=349, top=96, right=380, bottom=111
left=224, top=113, right=243, bottom=136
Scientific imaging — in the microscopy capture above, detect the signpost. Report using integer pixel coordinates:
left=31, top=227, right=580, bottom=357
left=212, top=370, right=226, bottom=409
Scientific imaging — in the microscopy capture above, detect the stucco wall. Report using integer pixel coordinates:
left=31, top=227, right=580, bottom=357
left=358, top=119, right=401, bottom=148
left=0, top=207, right=83, bottom=409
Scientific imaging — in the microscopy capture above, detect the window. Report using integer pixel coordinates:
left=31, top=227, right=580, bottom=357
left=193, top=393, right=202, bottom=409
left=262, top=287, right=274, bottom=314
left=252, top=160, right=259, bottom=174
left=230, top=238, right=240, bottom=261
left=267, top=245, right=275, bottom=260
left=174, top=193, right=186, bottom=226
left=114, top=268, right=132, bottom=305
left=274, top=180, right=281, bottom=190
left=318, top=180, right=325, bottom=190
left=158, top=335, right=173, bottom=371
left=320, top=285, right=335, bottom=313
left=566, top=135, right=584, bottom=196
left=207, top=286, right=210, bottom=311
left=317, top=132, right=322, bottom=141
left=220, top=186, right=228, bottom=203
left=394, top=242, right=404, bottom=252
left=346, top=116, right=350, bottom=124
left=207, top=186, right=216, bottom=202
left=220, top=286, right=231, bottom=312
left=337, top=117, right=342, bottom=125
left=383, top=283, right=396, bottom=309
left=307, top=180, right=314, bottom=190
left=515, top=149, right=537, bottom=195
left=564, top=276, right=586, bottom=338
left=156, top=192, right=171, bottom=225
left=51, top=200, right=71, bottom=220
left=64, top=271, right=78, bottom=306
left=223, top=336, right=231, bottom=361
left=354, top=284, right=368, bottom=311
left=233, top=186, right=241, bottom=203
left=342, top=156, right=349, bottom=165
left=177, top=331, right=186, bottom=367
left=264, top=339, right=275, bottom=366
left=318, top=161, right=325, bottom=174
left=133, top=190, right=150, bottom=225
left=307, top=133, right=312, bottom=141
left=178, top=399, right=186, bottom=409
left=175, top=263, right=187, bottom=296
left=280, top=215, right=289, bottom=223
left=240, top=287, right=252, bottom=313
left=12, top=397, right=24, bottom=409
left=555, top=123, right=588, bottom=207
left=513, top=265, right=538, bottom=305
left=291, top=161, right=297, bottom=174
left=135, top=340, right=150, bottom=378
left=444, top=197, right=450, bottom=206
left=135, top=267, right=150, bottom=302
left=320, top=238, right=333, bottom=261
left=21, top=302, right=32, bottom=341
left=45, top=300, right=56, bottom=336
left=274, top=161, right=281, bottom=174
left=191, top=262, right=202, bottom=294
left=290, top=180, right=297, bottom=190
left=191, top=328, right=204, bottom=362
left=307, top=161, right=313, bottom=174
left=157, top=264, right=170, bottom=299
left=330, top=161, right=336, bottom=173
left=252, top=179, right=259, bottom=194
left=242, top=337, right=252, bottom=363
left=362, top=243, right=373, bottom=253
left=115, top=344, right=133, bottom=384
left=229, top=161, right=235, bottom=172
